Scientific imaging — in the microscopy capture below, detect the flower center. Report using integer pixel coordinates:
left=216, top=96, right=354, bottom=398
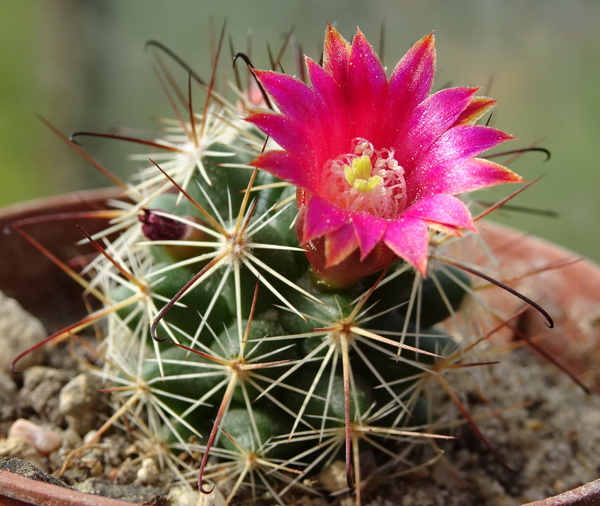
left=322, top=138, right=407, bottom=219
left=344, top=156, right=382, bottom=192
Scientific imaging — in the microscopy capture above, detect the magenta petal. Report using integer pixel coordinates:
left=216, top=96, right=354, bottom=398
left=253, top=70, right=320, bottom=126
left=431, top=125, right=513, bottom=163
left=419, top=158, right=524, bottom=198
left=453, top=96, right=497, bottom=126
left=323, top=24, right=351, bottom=87
left=399, top=87, right=479, bottom=166
left=352, top=213, right=387, bottom=260
left=383, top=217, right=430, bottom=275
left=382, top=33, right=436, bottom=147
left=251, top=151, right=316, bottom=191
left=325, top=222, right=359, bottom=267
left=306, top=57, right=346, bottom=111
left=347, top=29, right=388, bottom=139
left=403, top=194, right=475, bottom=231
left=303, top=196, right=350, bottom=243
left=389, top=33, right=435, bottom=104
left=305, top=57, right=348, bottom=157
left=348, top=29, right=387, bottom=93
left=247, top=112, right=316, bottom=157
left=410, top=125, right=514, bottom=194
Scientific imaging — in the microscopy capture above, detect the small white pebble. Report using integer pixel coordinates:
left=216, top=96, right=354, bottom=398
left=319, top=460, right=347, bottom=493
left=136, top=457, right=159, bottom=485
left=195, top=485, right=225, bottom=506
left=525, top=418, right=544, bottom=431
left=88, top=458, right=104, bottom=477
left=8, top=418, right=62, bottom=456
left=168, top=485, right=205, bottom=506
left=0, top=434, right=47, bottom=470
left=83, top=430, right=99, bottom=445
left=0, top=292, right=46, bottom=374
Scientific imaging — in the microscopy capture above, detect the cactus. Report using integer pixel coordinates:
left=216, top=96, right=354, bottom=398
left=10, top=24, right=558, bottom=506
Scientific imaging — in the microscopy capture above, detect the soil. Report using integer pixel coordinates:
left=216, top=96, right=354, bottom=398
left=1, top=293, right=599, bottom=506
left=387, top=345, right=600, bottom=506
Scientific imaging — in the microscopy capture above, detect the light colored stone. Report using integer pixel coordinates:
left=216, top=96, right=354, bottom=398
left=0, top=370, right=17, bottom=405
left=195, top=485, right=225, bottom=506
left=318, top=460, right=347, bottom=494
left=0, top=290, right=46, bottom=374
left=168, top=485, right=201, bottom=506
left=0, top=436, right=46, bottom=471
left=135, top=457, right=159, bottom=485
left=59, top=372, right=104, bottom=436
left=8, top=418, right=62, bottom=456
left=18, top=366, right=73, bottom=424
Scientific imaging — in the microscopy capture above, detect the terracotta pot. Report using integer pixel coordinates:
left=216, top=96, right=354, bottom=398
left=474, top=221, right=600, bottom=393
left=1, top=192, right=599, bottom=505
left=0, top=188, right=144, bottom=505
left=0, top=188, right=123, bottom=330
left=521, top=478, right=600, bottom=506
left=0, top=468, right=137, bottom=506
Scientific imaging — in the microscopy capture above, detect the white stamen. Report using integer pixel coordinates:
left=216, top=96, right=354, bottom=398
left=322, top=138, right=407, bottom=219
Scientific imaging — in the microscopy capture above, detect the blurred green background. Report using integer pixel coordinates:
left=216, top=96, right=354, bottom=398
left=1, top=0, right=599, bottom=263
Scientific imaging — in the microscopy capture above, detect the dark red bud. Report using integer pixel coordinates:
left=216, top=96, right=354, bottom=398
left=139, top=209, right=187, bottom=242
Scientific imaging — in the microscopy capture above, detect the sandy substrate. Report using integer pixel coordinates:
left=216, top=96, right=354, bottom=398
left=363, top=345, right=600, bottom=506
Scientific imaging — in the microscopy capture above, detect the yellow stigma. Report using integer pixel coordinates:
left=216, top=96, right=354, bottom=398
left=344, top=155, right=382, bottom=192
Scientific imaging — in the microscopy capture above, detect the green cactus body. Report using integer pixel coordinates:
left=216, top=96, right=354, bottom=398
left=184, top=142, right=254, bottom=219
left=110, top=261, right=232, bottom=347
left=78, top=116, right=482, bottom=506
left=103, top=160, right=473, bottom=498
left=219, top=407, right=296, bottom=460
left=41, top=26, right=542, bottom=505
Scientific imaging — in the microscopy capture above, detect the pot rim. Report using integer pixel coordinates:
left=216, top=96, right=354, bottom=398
left=0, top=468, right=143, bottom=506
left=520, top=477, right=600, bottom=506
left=0, top=187, right=125, bottom=221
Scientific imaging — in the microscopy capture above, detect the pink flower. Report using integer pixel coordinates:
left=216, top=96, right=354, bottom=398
left=248, top=25, right=522, bottom=285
